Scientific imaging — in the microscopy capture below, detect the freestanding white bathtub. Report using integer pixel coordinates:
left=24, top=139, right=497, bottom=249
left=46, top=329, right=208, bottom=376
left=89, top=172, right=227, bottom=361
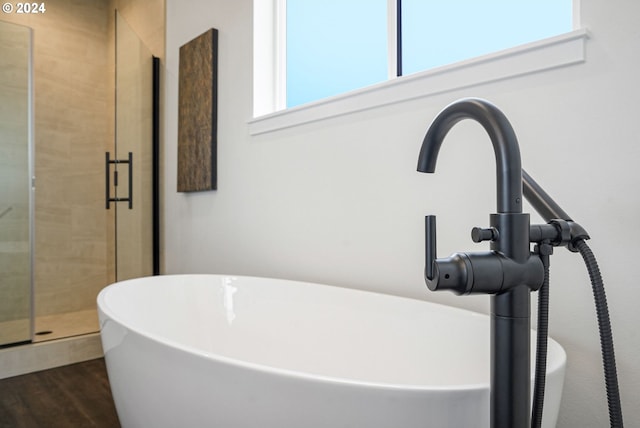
left=98, top=274, right=566, bottom=428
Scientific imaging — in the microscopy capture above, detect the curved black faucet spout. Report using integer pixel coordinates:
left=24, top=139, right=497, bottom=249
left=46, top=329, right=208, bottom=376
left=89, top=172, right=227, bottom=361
left=417, top=98, right=523, bottom=214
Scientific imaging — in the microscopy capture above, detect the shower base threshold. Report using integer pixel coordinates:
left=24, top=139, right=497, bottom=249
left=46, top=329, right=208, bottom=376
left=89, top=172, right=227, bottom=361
left=0, top=333, right=103, bottom=379
left=34, top=309, right=100, bottom=342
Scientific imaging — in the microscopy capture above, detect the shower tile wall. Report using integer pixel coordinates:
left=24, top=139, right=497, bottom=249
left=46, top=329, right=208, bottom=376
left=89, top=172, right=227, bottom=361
left=2, top=1, right=114, bottom=318
left=111, top=0, right=165, bottom=59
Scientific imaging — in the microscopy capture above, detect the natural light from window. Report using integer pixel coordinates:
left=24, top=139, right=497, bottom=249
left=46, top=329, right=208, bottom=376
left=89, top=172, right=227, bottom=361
left=286, top=0, right=388, bottom=107
left=401, top=0, right=573, bottom=75
left=286, top=0, right=573, bottom=108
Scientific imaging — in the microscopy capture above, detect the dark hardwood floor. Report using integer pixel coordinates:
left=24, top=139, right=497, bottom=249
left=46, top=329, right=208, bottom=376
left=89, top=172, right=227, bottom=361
left=0, top=358, right=121, bottom=428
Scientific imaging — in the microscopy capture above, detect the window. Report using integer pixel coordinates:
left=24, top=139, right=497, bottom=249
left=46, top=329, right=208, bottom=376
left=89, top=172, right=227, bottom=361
left=400, top=0, right=574, bottom=75
left=286, top=0, right=388, bottom=107
left=285, top=0, right=573, bottom=107
left=250, top=0, right=586, bottom=134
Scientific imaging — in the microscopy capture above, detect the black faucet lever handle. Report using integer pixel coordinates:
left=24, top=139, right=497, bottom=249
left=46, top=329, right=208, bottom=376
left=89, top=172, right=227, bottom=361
left=425, top=215, right=437, bottom=280
left=425, top=215, right=472, bottom=294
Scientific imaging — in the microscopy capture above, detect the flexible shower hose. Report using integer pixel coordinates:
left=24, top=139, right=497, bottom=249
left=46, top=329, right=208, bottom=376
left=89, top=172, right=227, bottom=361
left=575, top=239, right=624, bottom=427
left=531, top=239, right=624, bottom=428
left=531, top=247, right=550, bottom=428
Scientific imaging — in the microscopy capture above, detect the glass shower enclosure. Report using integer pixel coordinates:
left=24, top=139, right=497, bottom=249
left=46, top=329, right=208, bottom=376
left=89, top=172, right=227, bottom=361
left=0, top=20, right=34, bottom=346
left=0, top=11, right=158, bottom=348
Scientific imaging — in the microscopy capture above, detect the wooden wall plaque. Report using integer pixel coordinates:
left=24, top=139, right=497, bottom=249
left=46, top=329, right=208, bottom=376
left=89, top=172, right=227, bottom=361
left=177, top=28, right=218, bottom=192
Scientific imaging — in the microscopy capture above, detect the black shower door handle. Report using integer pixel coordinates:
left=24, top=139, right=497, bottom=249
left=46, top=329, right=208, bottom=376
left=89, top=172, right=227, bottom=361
left=105, top=152, right=133, bottom=209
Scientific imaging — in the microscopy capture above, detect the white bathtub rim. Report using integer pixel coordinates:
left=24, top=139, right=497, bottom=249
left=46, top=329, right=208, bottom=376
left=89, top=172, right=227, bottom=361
left=98, top=273, right=566, bottom=393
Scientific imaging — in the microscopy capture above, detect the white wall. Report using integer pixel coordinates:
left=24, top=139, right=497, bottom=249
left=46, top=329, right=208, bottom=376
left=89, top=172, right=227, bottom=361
left=164, top=1, right=640, bottom=426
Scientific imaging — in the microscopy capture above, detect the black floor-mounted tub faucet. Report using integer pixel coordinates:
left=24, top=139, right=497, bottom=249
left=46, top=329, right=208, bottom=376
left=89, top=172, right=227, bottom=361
left=417, top=98, right=545, bottom=428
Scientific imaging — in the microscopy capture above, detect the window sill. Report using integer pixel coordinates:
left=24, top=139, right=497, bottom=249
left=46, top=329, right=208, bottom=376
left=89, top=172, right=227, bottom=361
left=248, top=29, right=588, bottom=136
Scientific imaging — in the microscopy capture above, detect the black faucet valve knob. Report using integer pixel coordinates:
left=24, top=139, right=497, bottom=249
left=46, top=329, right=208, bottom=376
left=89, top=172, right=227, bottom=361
left=471, top=227, right=499, bottom=243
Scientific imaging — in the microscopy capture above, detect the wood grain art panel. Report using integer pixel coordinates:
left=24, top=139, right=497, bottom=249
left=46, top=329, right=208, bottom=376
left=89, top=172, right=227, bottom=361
left=177, top=28, right=218, bottom=192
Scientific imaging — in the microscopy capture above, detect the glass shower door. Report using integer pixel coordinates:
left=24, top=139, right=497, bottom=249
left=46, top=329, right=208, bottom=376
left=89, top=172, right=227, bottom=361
left=111, top=12, right=155, bottom=281
left=0, top=21, right=33, bottom=346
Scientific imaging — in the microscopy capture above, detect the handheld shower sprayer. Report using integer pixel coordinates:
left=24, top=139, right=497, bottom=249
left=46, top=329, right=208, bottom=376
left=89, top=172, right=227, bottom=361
left=417, top=98, right=623, bottom=428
